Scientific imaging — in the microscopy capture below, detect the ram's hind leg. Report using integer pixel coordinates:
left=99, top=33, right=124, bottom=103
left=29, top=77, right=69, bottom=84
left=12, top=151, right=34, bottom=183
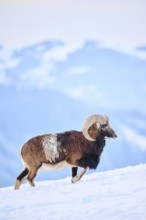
left=27, top=167, right=38, bottom=187
left=14, top=168, right=29, bottom=190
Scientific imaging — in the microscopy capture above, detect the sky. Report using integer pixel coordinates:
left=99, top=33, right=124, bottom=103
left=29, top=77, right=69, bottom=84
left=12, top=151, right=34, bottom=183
left=0, top=0, right=146, bottom=61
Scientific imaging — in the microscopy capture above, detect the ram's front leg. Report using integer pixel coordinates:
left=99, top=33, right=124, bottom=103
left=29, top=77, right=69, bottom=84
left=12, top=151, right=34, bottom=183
left=72, top=167, right=78, bottom=178
left=71, top=167, right=87, bottom=183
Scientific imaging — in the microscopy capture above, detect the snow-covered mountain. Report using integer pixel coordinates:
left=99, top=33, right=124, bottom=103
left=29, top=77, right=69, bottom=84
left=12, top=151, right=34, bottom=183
left=0, top=41, right=146, bottom=188
left=0, top=164, right=146, bottom=220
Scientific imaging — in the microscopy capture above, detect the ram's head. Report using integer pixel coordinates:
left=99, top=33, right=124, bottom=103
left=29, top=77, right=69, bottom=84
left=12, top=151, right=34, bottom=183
left=82, top=114, right=117, bottom=141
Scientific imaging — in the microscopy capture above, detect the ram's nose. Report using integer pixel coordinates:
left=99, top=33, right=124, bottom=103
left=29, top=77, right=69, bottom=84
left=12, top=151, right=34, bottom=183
left=110, top=128, right=117, bottom=139
left=113, top=131, right=117, bottom=139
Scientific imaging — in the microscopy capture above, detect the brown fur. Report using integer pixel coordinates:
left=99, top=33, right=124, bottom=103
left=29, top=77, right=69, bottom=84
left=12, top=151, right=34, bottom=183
left=14, top=122, right=117, bottom=189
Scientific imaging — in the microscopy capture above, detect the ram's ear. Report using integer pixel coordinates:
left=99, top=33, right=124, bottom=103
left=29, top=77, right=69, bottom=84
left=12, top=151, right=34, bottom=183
left=82, top=114, right=107, bottom=141
left=96, top=123, right=100, bottom=129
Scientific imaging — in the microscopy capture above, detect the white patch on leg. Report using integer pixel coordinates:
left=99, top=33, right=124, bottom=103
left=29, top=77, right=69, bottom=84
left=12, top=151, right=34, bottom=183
left=72, top=168, right=87, bottom=183
left=72, top=175, right=81, bottom=183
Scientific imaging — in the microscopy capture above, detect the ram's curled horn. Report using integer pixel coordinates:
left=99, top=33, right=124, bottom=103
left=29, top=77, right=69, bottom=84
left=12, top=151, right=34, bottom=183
left=82, top=114, right=108, bottom=141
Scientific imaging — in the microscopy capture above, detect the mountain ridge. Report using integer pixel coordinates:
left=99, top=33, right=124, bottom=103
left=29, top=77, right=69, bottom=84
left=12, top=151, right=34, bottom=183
left=1, top=41, right=146, bottom=187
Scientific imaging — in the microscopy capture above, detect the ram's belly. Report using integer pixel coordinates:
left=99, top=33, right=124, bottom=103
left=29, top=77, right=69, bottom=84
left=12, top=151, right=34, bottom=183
left=40, top=161, right=73, bottom=170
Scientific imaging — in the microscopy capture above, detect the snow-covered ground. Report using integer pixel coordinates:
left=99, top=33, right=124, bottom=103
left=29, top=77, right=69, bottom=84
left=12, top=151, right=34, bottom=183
left=0, top=164, right=146, bottom=220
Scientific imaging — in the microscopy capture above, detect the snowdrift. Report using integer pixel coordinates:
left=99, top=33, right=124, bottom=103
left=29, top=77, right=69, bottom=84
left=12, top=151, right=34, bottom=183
left=0, top=164, right=146, bottom=220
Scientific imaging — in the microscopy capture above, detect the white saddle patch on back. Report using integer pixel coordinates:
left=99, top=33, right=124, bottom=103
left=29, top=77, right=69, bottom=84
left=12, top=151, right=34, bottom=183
left=42, top=134, right=60, bottom=163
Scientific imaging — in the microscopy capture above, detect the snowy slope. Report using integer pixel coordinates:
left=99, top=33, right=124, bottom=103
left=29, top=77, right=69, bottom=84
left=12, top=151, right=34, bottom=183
left=0, top=164, right=146, bottom=220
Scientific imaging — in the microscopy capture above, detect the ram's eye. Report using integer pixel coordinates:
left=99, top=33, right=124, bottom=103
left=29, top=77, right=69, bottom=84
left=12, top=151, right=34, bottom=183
left=101, top=125, right=107, bottom=131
